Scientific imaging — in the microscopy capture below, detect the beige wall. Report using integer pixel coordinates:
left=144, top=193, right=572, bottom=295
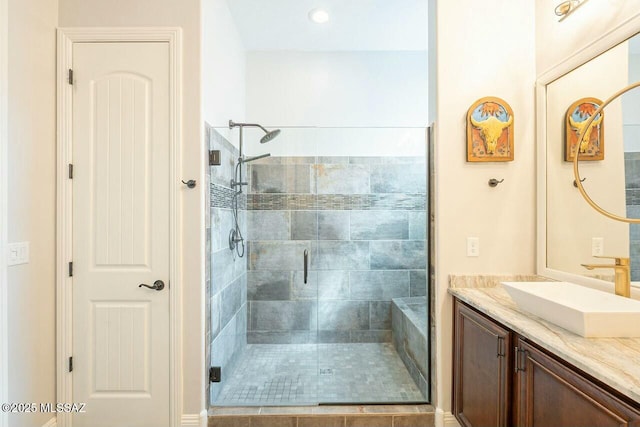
left=59, top=0, right=205, bottom=417
left=433, top=0, right=536, bottom=417
left=536, top=0, right=640, bottom=75
left=7, top=0, right=58, bottom=426
left=201, top=0, right=246, bottom=133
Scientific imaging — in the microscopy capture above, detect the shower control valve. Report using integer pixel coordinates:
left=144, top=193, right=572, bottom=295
left=230, top=179, right=248, bottom=188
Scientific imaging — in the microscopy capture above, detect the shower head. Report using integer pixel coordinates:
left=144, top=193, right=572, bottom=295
left=229, top=120, right=281, bottom=144
left=260, top=129, right=281, bottom=144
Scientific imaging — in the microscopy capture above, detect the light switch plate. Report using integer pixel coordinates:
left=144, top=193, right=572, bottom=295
left=467, top=237, right=480, bottom=257
left=592, top=237, right=604, bottom=257
left=8, top=242, right=29, bottom=266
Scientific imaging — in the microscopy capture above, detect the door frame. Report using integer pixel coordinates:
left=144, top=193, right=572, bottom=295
left=0, top=0, right=8, bottom=426
left=56, top=28, right=183, bottom=427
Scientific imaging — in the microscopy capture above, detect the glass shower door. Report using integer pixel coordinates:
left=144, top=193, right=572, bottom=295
left=243, top=126, right=320, bottom=405
left=209, top=125, right=429, bottom=406
left=313, top=127, right=429, bottom=404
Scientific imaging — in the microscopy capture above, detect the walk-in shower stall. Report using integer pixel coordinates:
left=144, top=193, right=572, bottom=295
left=205, top=124, right=430, bottom=406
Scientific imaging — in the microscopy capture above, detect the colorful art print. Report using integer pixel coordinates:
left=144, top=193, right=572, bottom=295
left=565, top=97, right=604, bottom=162
left=466, top=97, right=514, bottom=162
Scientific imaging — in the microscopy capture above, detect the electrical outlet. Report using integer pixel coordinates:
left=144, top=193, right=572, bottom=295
left=8, top=242, right=29, bottom=266
left=467, top=237, right=480, bottom=257
left=592, top=237, right=604, bottom=256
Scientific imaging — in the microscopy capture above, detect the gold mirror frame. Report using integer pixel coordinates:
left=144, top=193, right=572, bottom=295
left=573, top=80, right=640, bottom=224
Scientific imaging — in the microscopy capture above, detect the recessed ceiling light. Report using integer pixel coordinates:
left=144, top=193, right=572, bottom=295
left=309, top=8, right=329, bottom=24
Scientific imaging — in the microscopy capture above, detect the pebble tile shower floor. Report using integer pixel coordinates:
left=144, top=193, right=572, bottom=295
left=215, top=343, right=425, bottom=406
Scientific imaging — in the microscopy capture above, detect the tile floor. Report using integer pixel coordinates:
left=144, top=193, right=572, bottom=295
left=214, top=343, right=426, bottom=406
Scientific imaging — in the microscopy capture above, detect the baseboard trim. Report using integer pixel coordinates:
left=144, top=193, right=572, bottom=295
left=181, top=410, right=207, bottom=427
left=42, top=417, right=57, bottom=427
left=435, top=408, right=460, bottom=427
left=444, top=412, right=460, bottom=427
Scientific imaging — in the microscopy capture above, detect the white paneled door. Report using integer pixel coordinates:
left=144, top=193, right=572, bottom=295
left=72, top=42, right=170, bottom=427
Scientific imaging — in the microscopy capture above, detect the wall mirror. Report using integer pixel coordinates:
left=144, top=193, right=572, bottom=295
left=538, top=23, right=640, bottom=294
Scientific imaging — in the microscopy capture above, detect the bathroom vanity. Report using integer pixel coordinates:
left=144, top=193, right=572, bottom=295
left=450, top=286, right=640, bottom=427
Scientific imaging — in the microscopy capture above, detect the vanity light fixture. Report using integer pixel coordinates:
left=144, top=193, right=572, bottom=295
left=309, top=8, right=330, bottom=24
left=555, top=0, right=590, bottom=21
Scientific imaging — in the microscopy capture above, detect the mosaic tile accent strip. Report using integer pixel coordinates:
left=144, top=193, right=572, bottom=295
left=248, top=193, right=426, bottom=211
left=211, top=183, right=246, bottom=210
left=214, top=343, right=426, bottom=406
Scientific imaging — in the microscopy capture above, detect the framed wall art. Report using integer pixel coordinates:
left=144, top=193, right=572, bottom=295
left=466, top=97, right=514, bottom=162
left=565, top=97, right=604, bottom=162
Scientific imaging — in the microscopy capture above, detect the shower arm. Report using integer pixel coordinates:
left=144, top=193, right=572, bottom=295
left=229, top=120, right=269, bottom=135
left=242, top=153, right=271, bottom=164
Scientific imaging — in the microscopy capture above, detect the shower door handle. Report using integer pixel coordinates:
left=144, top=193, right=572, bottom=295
left=303, top=250, right=309, bottom=284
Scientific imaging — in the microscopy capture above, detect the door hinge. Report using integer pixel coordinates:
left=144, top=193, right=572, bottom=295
left=68, top=261, right=73, bottom=277
left=68, top=69, right=73, bottom=85
left=209, top=366, right=221, bottom=383
left=68, top=357, right=73, bottom=372
left=68, top=164, right=73, bottom=179
left=209, top=150, right=221, bottom=166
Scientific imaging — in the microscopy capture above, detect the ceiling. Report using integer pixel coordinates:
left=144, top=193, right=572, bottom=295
left=225, top=0, right=429, bottom=51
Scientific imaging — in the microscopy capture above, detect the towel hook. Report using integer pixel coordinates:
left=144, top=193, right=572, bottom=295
left=181, top=179, right=197, bottom=189
left=573, top=177, right=586, bottom=188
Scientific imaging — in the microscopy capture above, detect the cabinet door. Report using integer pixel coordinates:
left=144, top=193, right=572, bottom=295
left=514, top=338, right=640, bottom=427
left=453, top=300, right=512, bottom=427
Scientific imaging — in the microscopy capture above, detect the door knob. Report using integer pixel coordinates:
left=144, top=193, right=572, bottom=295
left=139, top=280, right=165, bottom=291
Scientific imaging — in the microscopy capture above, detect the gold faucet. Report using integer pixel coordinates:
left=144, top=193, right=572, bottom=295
left=581, top=256, right=631, bottom=298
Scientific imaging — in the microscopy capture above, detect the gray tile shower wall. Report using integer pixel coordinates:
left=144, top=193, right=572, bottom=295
left=208, top=126, right=248, bottom=404
left=246, top=156, right=427, bottom=344
left=391, top=297, right=429, bottom=398
left=626, top=152, right=640, bottom=281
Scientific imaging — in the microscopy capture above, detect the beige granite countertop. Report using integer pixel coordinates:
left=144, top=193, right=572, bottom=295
left=449, top=285, right=640, bottom=404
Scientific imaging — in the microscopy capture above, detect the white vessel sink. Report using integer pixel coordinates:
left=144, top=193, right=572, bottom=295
left=501, top=281, right=640, bottom=338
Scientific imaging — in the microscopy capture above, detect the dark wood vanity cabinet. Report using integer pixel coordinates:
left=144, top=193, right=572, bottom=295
left=514, top=338, right=640, bottom=427
left=453, top=299, right=512, bottom=427
left=453, top=299, right=640, bottom=427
